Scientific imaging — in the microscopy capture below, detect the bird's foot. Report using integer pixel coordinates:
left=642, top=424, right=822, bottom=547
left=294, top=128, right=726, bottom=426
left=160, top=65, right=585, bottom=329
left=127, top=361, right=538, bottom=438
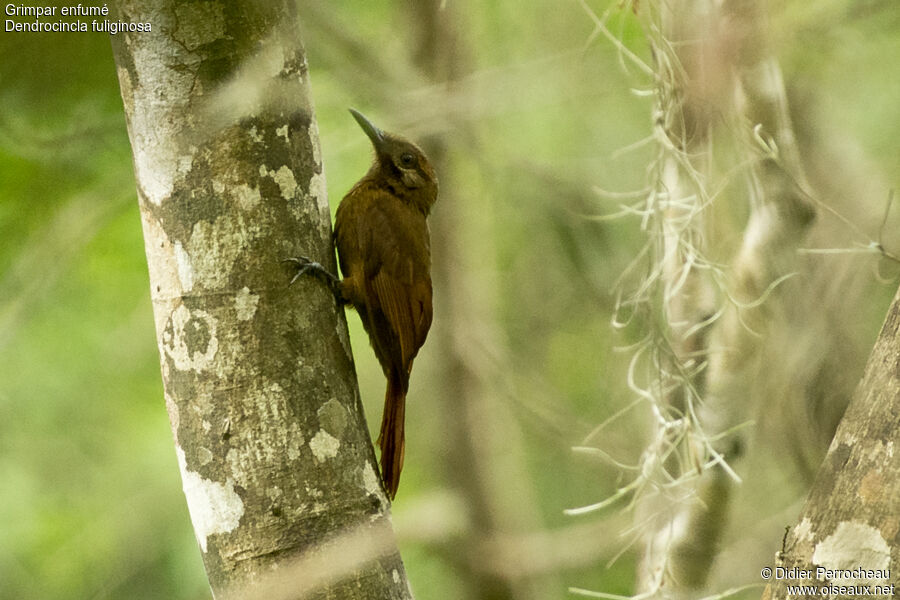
left=283, top=257, right=343, bottom=301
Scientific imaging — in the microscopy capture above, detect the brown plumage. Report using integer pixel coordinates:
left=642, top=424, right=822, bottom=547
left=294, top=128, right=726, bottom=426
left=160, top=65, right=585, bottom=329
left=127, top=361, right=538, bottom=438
left=290, top=109, right=437, bottom=499
left=337, top=109, right=437, bottom=499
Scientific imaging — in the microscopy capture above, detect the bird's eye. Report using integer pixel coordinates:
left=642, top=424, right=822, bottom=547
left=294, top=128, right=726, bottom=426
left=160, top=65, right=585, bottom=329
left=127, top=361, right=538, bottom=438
left=399, top=153, right=416, bottom=168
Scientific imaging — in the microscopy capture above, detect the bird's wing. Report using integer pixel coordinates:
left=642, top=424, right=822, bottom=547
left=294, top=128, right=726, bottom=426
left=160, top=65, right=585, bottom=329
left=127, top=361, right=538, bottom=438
left=361, top=197, right=433, bottom=374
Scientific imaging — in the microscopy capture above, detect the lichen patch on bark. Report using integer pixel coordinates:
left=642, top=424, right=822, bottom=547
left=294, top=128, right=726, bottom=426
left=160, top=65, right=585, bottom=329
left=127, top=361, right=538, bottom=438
left=198, top=447, right=214, bottom=466
left=793, top=517, right=815, bottom=544
left=162, top=305, right=219, bottom=372
left=234, top=287, right=259, bottom=321
left=174, top=241, right=194, bottom=292
left=309, top=170, right=330, bottom=219
left=811, top=521, right=891, bottom=577
left=186, top=215, right=258, bottom=291
left=362, top=463, right=380, bottom=496
left=308, top=118, right=322, bottom=166
left=233, top=183, right=261, bottom=211
left=165, top=393, right=180, bottom=442
left=260, top=164, right=298, bottom=200
left=310, top=429, right=341, bottom=461
left=177, top=446, right=245, bottom=553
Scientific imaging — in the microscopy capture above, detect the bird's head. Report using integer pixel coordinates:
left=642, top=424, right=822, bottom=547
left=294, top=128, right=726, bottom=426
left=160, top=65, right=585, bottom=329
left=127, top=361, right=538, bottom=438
left=350, top=108, right=438, bottom=214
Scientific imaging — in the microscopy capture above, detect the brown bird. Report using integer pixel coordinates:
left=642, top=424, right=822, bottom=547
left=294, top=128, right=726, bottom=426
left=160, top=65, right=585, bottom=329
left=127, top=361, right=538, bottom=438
left=287, top=109, right=437, bottom=499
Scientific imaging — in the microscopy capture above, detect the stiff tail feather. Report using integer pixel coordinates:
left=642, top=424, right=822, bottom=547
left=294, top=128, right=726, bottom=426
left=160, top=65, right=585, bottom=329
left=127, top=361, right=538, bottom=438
left=377, top=372, right=406, bottom=499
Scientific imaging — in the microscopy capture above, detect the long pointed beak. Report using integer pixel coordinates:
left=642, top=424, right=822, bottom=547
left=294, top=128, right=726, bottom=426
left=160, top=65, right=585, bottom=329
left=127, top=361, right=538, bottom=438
left=349, top=108, right=386, bottom=151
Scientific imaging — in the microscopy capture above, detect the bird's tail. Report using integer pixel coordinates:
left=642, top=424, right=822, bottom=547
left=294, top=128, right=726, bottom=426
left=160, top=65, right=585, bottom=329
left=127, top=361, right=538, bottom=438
left=377, top=370, right=407, bottom=500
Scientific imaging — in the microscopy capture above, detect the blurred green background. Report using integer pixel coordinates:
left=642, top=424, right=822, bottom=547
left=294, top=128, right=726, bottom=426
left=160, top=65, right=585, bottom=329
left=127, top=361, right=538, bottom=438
left=1, top=1, right=898, bottom=599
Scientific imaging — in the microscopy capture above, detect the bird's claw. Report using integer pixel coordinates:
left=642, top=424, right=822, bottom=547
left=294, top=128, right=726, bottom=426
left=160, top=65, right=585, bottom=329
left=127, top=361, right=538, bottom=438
left=283, top=256, right=343, bottom=300
left=283, top=256, right=321, bottom=286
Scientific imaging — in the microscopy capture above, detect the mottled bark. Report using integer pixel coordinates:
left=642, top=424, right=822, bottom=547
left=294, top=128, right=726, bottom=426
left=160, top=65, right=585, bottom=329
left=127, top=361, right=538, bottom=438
left=763, top=284, right=900, bottom=599
left=110, top=2, right=411, bottom=598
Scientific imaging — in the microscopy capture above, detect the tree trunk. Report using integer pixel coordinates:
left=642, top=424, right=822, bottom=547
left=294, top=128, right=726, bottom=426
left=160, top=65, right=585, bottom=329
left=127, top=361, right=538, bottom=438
left=110, top=2, right=412, bottom=598
left=763, top=284, right=900, bottom=599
